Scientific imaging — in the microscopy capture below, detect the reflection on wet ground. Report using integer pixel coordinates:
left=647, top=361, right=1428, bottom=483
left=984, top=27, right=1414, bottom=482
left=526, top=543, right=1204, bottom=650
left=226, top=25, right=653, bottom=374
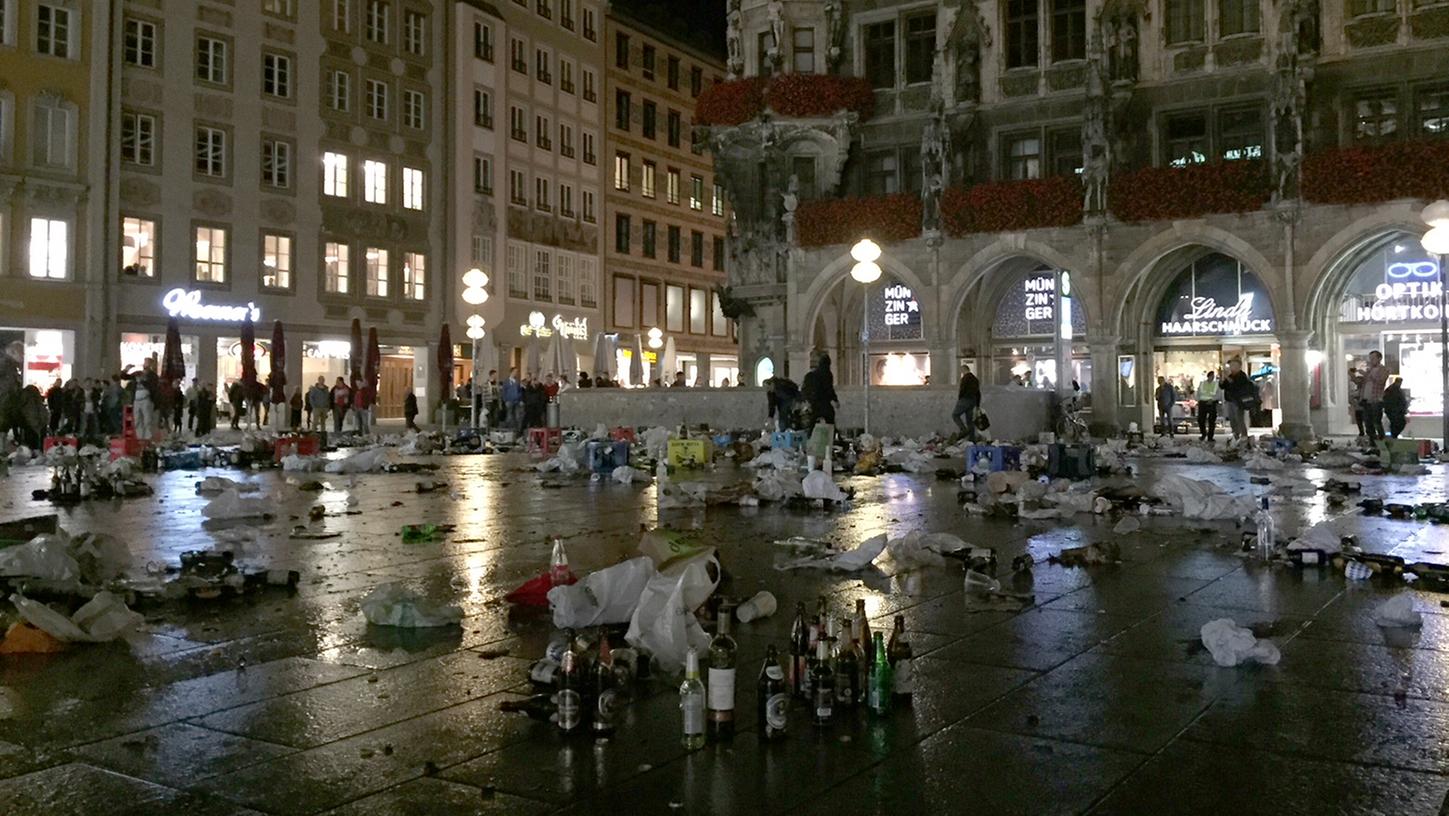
left=3, top=452, right=1449, bottom=814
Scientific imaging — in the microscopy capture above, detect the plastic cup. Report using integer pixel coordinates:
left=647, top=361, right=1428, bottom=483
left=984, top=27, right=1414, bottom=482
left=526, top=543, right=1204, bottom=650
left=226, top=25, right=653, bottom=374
left=736, top=591, right=778, bottom=623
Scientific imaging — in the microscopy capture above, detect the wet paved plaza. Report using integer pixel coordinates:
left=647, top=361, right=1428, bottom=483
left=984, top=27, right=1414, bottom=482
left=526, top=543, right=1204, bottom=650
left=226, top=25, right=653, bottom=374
left=4, top=447, right=1449, bottom=815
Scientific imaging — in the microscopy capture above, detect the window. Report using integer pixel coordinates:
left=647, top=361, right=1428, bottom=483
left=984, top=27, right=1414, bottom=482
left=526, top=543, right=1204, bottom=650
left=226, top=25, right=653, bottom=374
left=1350, top=0, right=1395, bottom=14
left=403, top=9, right=425, bottom=55
left=509, top=169, right=527, bottom=204
left=900, top=149, right=922, bottom=193
left=194, top=125, right=225, bottom=177
left=475, top=21, right=493, bottom=61
left=615, top=213, right=631, bottom=253
left=366, top=79, right=388, bottom=120
left=1005, top=0, right=1039, bottom=68
left=904, top=14, right=935, bottom=83
left=262, top=138, right=291, bottom=188
left=403, top=89, right=424, bottom=129
left=261, top=233, right=292, bottom=289
left=35, top=3, right=69, bottom=58
left=1417, top=87, right=1449, bottom=137
left=712, top=236, right=725, bottom=271
left=690, top=230, right=704, bottom=267
left=535, top=175, right=550, bottom=210
left=121, top=217, right=156, bottom=277
left=328, top=70, right=351, bottom=112
left=1, top=1, right=13, bottom=46
left=561, top=0, right=575, bottom=29
left=507, top=241, right=527, bottom=297
left=690, top=66, right=703, bottom=96
left=641, top=161, right=656, bottom=197
left=402, top=166, right=424, bottom=209
left=365, top=247, right=388, bottom=296
left=366, top=0, right=389, bottom=43
left=474, top=155, right=492, bottom=194
left=555, top=122, right=572, bottom=158
left=583, top=188, right=596, bottom=222
left=1166, top=0, right=1205, bottom=44
left=511, top=106, right=527, bottom=141
left=511, top=37, right=527, bottom=73
left=28, top=218, right=67, bottom=279
left=616, top=90, right=631, bottom=130
left=667, top=168, right=680, bottom=204
left=196, top=36, right=227, bottom=84
left=583, top=5, right=596, bottom=41
left=613, top=276, right=636, bottom=327
left=712, top=292, right=728, bottom=336
left=583, top=130, right=596, bottom=164
left=363, top=159, right=387, bottom=203
left=864, top=21, right=896, bottom=89
left=263, top=0, right=295, bottom=16
left=863, top=150, right=898, bottom=194
left=560, top=182, right=574, bottom=216
left=668, top=55, right=681, bottom=89
left=614, top=152, right=630, bottom=191
left=642, top=101, right=657, bottom=139
left=1218, top=108, right=1263, bottom=160
left=537, top=0, right=551, bottom=20
left=557, top=252, right=575, bottom=304
left=120, top=112, right=155, bottom=166
left=579, top=257, right=599, bottom=307
left=263, top=53, right=291, bottom=98
left=642, top=220, right=657, bottom=257
left=666, top=284, right=684, bottom=332
left=124, top=18, right=157, bottom=68
left=561, top=59, right=575, bottom=93
left=536, top=114, right=551, bottom=149
left=689, top=175, right=705, bottom=210
left=1049, top=128, right=1081, bottom=176
left=536, top=48, right=552, bottom=83
left=712, top=183, right=725, bottom=216
left=533, top=249, right=552, bottom=300
left=583, top=68, right=597, bottom=102
left=667, top=225, right=681, bottom=262
left=325, top=243, right=350, bottom=293
left=642, top=44, right=656, bottom=79
left=471, top=233, right=492, bottom=268
left=473, top=89, right=492, bottom=127
left=667, top=110, right=681, bottom=147
left=1164, top=112, right=1209, bottom=166
left=323, top=152, right=349, bottom=197
left=793, top=27, right=816, bottom=73
left=402, top=252, right=425, bottom=300
left=193, top=225, right=226, bottom=283
left=333, top=0, right=352, bottom=32
left=1354, top=93, right=1398, bottom=141
left=1051, top=0, right=1086, bottom=62
left=1219, top=0, right=1260, bottom=36
left=689, top=287, right=707, bottom=334
left=616, top=32, right=630, bottom=68
left=1004, top=133, right=1041, bottom=179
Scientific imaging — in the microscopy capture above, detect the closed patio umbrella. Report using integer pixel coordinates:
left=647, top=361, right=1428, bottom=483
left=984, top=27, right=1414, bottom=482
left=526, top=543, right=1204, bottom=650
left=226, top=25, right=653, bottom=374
left=161, top=317, right=186, bottom=386
left=365, top=327, right=381, bottom=411
left=349, top=318, right=363, bottom=386
left=661, top=336, right=677, bottom=385
left=526, top=333, right=542, bottom=378
left=269, top=320, right=287, bottom=407
left=437, top=323, right=453, bottom=431
left=629, top=333, right=644, bottom=387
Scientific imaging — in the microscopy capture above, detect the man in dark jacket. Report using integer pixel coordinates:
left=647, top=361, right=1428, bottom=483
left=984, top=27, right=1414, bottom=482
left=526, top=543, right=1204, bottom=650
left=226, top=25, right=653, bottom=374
left=1222, top=359, right=1257, bottom=441
left=228, top=380, right=245, bottom=429
left=765, top=376, right=801, bottom=432
left=1383, top=376, right=1409, bottom=439
left=1155, top=376, right=1177, bottom=437
left=952, top=365, right=981, bottom=441
left=522, top=375, right=548, bottom=430
left=801, top=354, right=838, bottom=426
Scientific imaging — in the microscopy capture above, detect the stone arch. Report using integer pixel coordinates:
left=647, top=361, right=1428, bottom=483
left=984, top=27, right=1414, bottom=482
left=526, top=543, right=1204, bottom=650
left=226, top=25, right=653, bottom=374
left=940, top=237, right=1087, bottom=355
left=797, top=250, right=931, bottom=343
left=1300, top=206, right=1427, bottom=338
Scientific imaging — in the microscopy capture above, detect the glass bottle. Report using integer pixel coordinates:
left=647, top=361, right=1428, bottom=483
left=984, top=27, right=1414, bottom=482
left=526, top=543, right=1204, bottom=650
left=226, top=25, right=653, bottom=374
left=868, top=632, right=892, bottom=716
left=834, top=617, right=859, bottom=710
left=592, top=634, right=617, bottom=736
left=680, top=647, right=706, bottom=750
left=1256, top=497, right=1276, bottom=561
left=549, top=534, right=571, bottom=586
left=854, top=599, right=871, bottom=653
left=556, top=633, right=583, bottom=735
left=707, top=610, right=737, bottom=740
left=812, top=638, right=835, bottom=727
left=887, top=615, right=914, bottom=703
left=789, top=601, right=811, bottom=699
left=758, top=645, right=788, bottom=741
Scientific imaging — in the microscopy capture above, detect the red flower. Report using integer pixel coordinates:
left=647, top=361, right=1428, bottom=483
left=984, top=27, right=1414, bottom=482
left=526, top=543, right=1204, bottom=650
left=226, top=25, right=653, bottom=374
left=1303, top=141, right=1449, bottom=205
left=1109, top=161, right=1270, bottom=222
left=942, top=177, right=1083, bottom=236
left=694, top=75, right=876, bottom=127
left=694, top=77, right=767, bottom=127
left=796, top=193, right=922, bottom=247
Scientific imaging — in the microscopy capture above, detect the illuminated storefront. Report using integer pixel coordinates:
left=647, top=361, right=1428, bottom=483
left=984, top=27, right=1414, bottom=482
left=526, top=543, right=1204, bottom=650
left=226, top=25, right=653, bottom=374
left=990, top=269, right=1090, bottom=392
left=0, top=328, right=75, bottom=389
left=866, top=279, right=930, bottom=386
left=120, top=333, right=198, bottom=382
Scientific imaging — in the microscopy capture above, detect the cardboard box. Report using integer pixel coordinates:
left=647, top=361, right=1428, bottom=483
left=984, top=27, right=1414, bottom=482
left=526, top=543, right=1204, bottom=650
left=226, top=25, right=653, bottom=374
left=667, top=438, right=710, bottom=467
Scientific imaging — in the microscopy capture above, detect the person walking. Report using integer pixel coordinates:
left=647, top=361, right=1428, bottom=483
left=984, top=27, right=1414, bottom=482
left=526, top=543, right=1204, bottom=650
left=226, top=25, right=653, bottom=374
left=1155, top=376, right=1177, bottom=437
left=1195, top=370, right=1220, bottom=442
left=81, top=378, right=99, bottom=439
left=307, top=377, right=330, bottom=432
left=352, top=378, right=371, bottom=435
left=523, top=374, right=548, bottom=430
left=102, top=375, right=123, bottom=436
left=228, top=380, right=245, bottom=429
left=184, top=378, right=200, bottom=432
left=952, top=365, right=981, bottom=441
left=1383, top=375, right=1409, bottom=439
left=194, top=382, right=216, bottom=436
left=1222, top=359, right=1257, bottom=441
left=330, top=377, right=351, bottom=433
left=1348, top=370, right=1366, bottom=439
left=45, top=379, right=64, bottom=435
left=130, top=359, right=161, bottom=440
left=502, top=368, right=524, bottom=433
left=801, top=353, right=839, bottom=426
left=1361, top=350, right=1389, bottom=445
left=289, top=387, right=304, bottom=430
left=404, top=390, right=420, bottom=430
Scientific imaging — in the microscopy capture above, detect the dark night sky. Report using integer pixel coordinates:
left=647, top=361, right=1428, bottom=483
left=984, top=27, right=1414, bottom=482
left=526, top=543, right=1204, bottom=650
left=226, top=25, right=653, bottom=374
left=612, top=0, right=726, bottom=59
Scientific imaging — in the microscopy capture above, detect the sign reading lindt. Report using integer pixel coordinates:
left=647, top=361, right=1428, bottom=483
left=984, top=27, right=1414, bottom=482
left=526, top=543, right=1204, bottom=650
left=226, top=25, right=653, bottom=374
left=1158, top=293, right=1274, bottom=336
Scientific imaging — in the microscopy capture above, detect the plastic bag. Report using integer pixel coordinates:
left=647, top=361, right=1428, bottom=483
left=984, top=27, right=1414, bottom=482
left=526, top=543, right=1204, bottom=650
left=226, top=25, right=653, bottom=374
left=642, top=426, right=671, bottom=461
left=202, top=489, right=274, bottom=521
left=801, top=470, right=846, bottom=501
left=360, top=583, right=463, bottom=627
left=325, top=447, right=392, bottom=474
left=625, top=571, right=710, bottom=674
left=11, top=591, right=144, bottom=642
left=281, top=454, right=325, bottom=472
left=780, top=533, right=888, bottom=571
left=611, top=465, right=646, bottom=485
left=1200, top=618, right=1281, bottom=667
left=806, top=423, right=834, bottom=461
left=548, top=556, right=656, bottom=628
left=1373, top=595, right=1423, bottom=628
left=504, top=572, right=574, bottom=606
left=0, top=534, right=82, bottom=582
left=639, top=531, right=719, bottom=610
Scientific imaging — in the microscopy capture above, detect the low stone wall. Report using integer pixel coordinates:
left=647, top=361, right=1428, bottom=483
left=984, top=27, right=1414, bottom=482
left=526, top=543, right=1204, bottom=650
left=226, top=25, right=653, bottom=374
left=559, top=385, right=1053, bottom=440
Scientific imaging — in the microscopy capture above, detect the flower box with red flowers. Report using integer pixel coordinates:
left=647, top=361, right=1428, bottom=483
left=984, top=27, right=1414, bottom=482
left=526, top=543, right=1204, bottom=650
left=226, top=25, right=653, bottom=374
left=942, top=177, right=1083, bottom=236
left=796, top=193, right=922, bottom=248
left=1303, top=140, right=1449, bottom=206
left=694, top=75, right=876, bottom=127
left=1108, top=161, right=1270, bottom=222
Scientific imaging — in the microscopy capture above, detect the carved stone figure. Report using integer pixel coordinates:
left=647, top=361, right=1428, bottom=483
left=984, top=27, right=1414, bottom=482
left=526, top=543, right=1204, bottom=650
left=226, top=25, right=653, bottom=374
left=1280, top=0, right=1321, bottom=58
left=920, top=106, right=951, bottom=233
left=824, top=0, right=846, bottom=73
left=944, top=0, right=991, bottom=105
left=767, top=0, right=786, bottom=71
left=1098, top=1, right=1140, bottom=82
left=1082, top=35, right=1111, bottom=214
left=932, top=5, right=960, bottom=107
left=1271, top=32, right=1310, bottom=202
left=781, top=175, right=799, bottom=245
left=726, top=0, right=744, bottom=78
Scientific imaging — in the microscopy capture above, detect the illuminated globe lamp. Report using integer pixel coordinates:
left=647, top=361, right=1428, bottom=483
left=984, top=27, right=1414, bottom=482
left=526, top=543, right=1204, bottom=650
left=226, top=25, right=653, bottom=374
left=461, top=267, right=491, bottom=430
left=466, top=314, right=485, bottom=341
left=850, top=238, right=884, bottom=435
left=529, top=311, right=547, bottom=331
left=647, top=327, right=663, bottom=350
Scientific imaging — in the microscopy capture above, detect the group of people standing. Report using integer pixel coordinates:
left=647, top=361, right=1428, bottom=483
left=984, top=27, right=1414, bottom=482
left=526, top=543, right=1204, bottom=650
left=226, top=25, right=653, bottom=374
left=1154, top=359, right=1265, bottom=442
left=1348, top=351, right=1409, bottom=442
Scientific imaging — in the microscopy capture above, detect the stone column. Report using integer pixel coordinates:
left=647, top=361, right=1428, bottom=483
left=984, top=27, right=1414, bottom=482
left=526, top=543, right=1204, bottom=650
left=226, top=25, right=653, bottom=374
left=1088, top=333, right=1120, bottom=434
left=1278, top=329, right=1314, bottom=440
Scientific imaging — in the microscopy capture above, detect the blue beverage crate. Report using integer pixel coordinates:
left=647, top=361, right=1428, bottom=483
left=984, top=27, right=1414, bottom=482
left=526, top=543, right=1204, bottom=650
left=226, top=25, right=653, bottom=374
left=770, top=430, right=805, bottom=450
left=965, top=444, right=1021, bottom=473
left=586, top=440, right=630, bottom=474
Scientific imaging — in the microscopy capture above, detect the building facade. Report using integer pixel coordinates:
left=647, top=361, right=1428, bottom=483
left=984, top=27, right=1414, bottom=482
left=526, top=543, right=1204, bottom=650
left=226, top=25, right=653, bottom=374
left=705, top=0, right=1449, bottom=438
left=449, top=0, right=604, bottom=384
left=0, top=0, right=110, bottom=389
left=603, top=4, right=735, bottom=387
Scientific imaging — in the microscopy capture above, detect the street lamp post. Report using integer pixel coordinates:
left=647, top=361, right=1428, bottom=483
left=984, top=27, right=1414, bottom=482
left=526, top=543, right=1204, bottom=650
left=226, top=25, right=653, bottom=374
left=462, top=267, right=490, bottom=431
left=850, top=239, right=882, bottom=436
left=1421, top=200, right=1449, bottom=452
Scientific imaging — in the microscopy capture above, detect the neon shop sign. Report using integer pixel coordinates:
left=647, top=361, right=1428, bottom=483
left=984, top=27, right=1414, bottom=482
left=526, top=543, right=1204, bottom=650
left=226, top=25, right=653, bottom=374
left=1159, top=294, right=1273, bottom=336
left=1356, top=261, right=1444, bottom=322
left=162, top=288, right=261, bottom=323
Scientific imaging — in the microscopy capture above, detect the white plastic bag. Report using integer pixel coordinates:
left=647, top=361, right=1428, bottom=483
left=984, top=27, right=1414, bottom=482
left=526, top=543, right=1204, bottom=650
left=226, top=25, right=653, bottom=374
left=11, top=591, right=144, bottom=642
left=780, top=533, right=888, bottom=571
left=1373, top=595, right=1423, bottom=628
left=360, top=583, right=463, bottom=627
left=202, top=488, right=274, bottom=521
left=325, top=447, right=392, bottom=474
left=624, top=571, right=710, bottom=674
left=1200, top=618, right=1281, bottom=667
left=548, top=556, right=657, bottom=628
left=801, top=470, right=846, bottom=501
left=0, top=534, right=82, bottom=582
left=611, top=465, right=646, bottom=485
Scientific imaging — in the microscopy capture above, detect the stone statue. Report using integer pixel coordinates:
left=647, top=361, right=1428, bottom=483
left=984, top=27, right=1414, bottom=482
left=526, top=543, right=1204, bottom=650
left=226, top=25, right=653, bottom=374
left=920, top=105, right=951, bottom=233
left=726, top=0, right=744, bottom=79
left=824, top=0, right=846, bottom=73
left=1098, top=1, right=1140, bottom=82
left=781, top=175, right=799, bottom=245
left=767, top=0, right=786, bottom=72
left=1271, top=31, right=1310, bottom=202
left=1280, top=0, right=1321, bottom=58
left=944, top=0, right=991, bottom=105
left=932, top=5, right=960, bottom=107
left=1082, top=34, right=1111, bottom=214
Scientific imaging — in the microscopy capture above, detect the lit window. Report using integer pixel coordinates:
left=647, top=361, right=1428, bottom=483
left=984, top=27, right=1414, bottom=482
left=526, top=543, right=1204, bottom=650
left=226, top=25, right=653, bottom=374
left=533, top=248, right=552, bottom=301
left=193, top=225, right=227, bottom=283
left=332, top=0, right=352, bottom=32
left=263, top=0, right=295, bottom=16
left=323, top=151, right=349, bottom=197
left=35, top=3, right=70, bottom=58
left=579, top=257, right=598, bottom=307
left=263, top=53, right=291, bottom=98
left=194, top=125, right=225, bottom=177
left=262, top=233, right=292, bottom=289
left=29, top=217, right=67, bottom=279
left=402, top=166, right=424, bottom=210
left=666, top=169, right=679, bottom=204
left=196, top=36, right=227, bottom=84
left=641, top=161, right=656, bottom=198
left=124, top=18, right=156, bottom=68
left=324, top=242, right=350, bottom=293
left=507, top=241, right=527, bottom=298
left=557, top=252, right=576, bottom=304
left=365, top=247, right=389, bottom=296
left=262, top=138, right=291, bottom=188
left=712, top=183, right=724, bottom=216
left=402, top=252, right=426, bottom=299
left=121, top=217, right=156, bottom=278
left=614, top=152, right=630, bottom=191
left=121, top=112, right=155, bottom=166
left=363, top=159, right=387, bottom=203
left=690, top=175, right=704, bottom=210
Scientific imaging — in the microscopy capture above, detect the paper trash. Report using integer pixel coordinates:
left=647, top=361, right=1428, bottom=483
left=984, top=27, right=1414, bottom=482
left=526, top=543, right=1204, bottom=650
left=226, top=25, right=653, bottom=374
left=11, top=591, right=144, bottom=643
left=360, top=583, right=463, bottom=627
left=1373, top=595, right=1423, bottom=628
left=611, top=465, right=646, bottom=485
left=779, top=533, right=888, bottom=571
left=1150, top=476, right=1255, bottom=521
left=548, top=556, right=656, bottom=628
left=1200, top=618, right=1281, bottom=667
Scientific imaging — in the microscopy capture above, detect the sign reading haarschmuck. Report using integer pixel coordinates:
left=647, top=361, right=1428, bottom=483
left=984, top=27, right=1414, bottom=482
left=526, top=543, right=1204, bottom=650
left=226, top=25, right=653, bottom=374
left=1159, top=293, right=1274, bottom=336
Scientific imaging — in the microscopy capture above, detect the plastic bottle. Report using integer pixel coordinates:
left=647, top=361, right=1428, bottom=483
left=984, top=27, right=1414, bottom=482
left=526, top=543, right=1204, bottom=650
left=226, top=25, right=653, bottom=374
left=1255, top=496, right=1276, bottom=561
left=549, top=534, right=571, bottom=586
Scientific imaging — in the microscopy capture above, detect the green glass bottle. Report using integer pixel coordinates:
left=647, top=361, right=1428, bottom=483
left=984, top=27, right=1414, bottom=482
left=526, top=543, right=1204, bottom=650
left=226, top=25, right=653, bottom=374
left=868, top=632, right=892, bottom=716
